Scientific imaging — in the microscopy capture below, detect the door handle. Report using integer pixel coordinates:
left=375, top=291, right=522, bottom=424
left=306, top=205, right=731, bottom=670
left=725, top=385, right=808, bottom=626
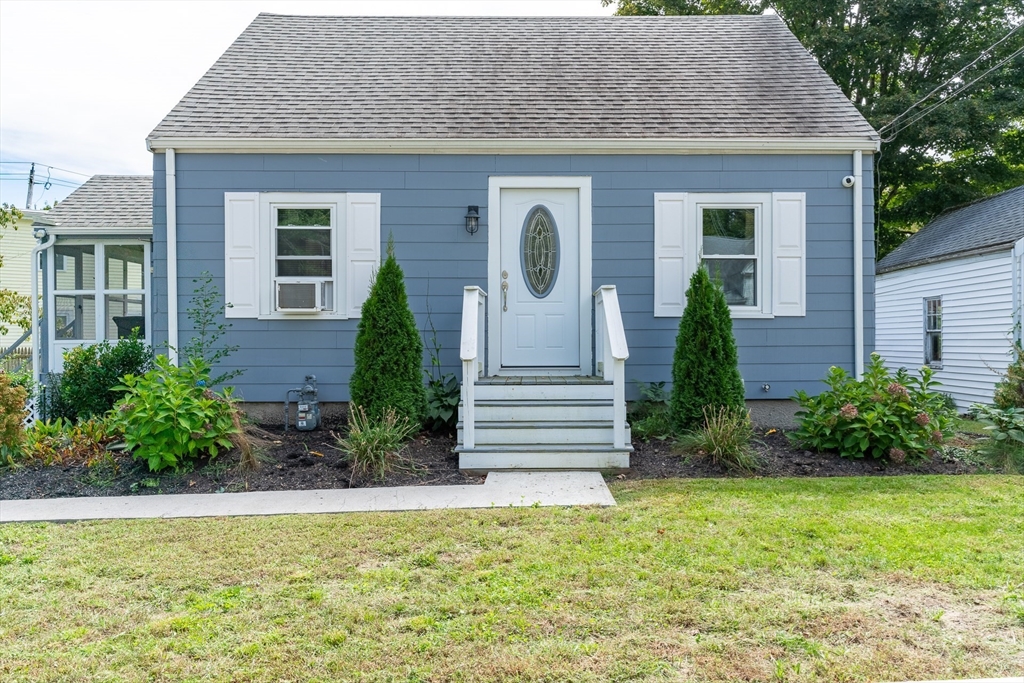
left=501, top=280, right=508, bottom=312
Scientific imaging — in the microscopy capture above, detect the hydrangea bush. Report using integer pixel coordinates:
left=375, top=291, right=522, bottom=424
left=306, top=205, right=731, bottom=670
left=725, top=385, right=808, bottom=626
left=791, top=353, right=953, bottom=462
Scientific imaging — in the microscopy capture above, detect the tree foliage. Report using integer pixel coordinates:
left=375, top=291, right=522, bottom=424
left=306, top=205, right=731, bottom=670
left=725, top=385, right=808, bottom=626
left=604, top=0, right=1024, bottom=257
left=0, top=203, right=32, bottom=336
left=350, top=236, right=426, bottom=424
left=670, top=266, right=746, bottom=432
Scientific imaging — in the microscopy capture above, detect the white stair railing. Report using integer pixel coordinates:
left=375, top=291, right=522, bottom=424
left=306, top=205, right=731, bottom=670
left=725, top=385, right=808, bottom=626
left=459, top=286, right=487, bottom=449
left=594, top=285, right=630, bottom=449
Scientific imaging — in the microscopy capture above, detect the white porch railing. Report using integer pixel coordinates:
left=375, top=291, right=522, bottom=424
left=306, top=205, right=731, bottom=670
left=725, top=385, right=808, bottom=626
left=459, top=286, right=487, bottom=449
left=594, top=285, right=629, bottom=449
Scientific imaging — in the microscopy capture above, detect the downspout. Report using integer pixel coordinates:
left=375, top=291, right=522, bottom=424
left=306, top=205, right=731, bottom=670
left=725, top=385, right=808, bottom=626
left=853, top=150, right=864, bottom=379
left=165, top=149, right=179, bottom=365
left=31, top=231, right=56, bottom=384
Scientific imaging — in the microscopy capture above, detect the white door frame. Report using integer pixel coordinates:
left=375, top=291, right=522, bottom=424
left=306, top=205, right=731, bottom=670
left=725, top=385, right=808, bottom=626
left=487, top=176, right=592, bottom=376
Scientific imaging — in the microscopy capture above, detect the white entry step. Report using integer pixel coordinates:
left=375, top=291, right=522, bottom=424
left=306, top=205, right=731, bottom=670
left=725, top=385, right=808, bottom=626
left=457, top=376, right=632, bottom=471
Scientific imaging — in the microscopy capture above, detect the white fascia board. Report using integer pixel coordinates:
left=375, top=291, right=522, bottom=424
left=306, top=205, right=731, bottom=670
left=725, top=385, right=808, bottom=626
left=49, top=226, right=153, bottom=236
left=147, top=136, right=881, bottom=155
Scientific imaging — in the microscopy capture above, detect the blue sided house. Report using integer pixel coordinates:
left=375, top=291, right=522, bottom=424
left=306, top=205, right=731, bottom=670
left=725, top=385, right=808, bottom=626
left=36, top=14, right=879, bottom=470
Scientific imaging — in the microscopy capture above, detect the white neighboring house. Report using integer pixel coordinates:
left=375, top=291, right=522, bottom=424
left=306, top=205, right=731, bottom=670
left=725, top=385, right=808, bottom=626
left=0, top=209, right=45, bottom=358
left=875, top=185, right=1024, bottom=409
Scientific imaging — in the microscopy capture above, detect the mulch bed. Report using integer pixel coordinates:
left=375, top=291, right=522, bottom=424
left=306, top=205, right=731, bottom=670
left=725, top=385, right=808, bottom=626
left=0, top=425, right=986, bottom=501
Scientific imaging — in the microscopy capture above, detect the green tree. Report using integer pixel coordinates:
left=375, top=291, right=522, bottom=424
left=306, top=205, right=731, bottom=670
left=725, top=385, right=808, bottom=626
left=0, top=203, right=32, bottom=337
left=604, top=0, right=1024, bottom=257
left=349, top=236, right=426, bottom=424
left=670, top=266, right=746, bottom=432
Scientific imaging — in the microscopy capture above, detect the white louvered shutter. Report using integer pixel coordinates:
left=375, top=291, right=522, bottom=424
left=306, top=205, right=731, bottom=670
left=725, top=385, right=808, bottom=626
left=224, top=192, right=260, bottom=319
left=346, top=193, right=381, bottom=318
left=654, top=193, right=688, bottom=317
left=772, top=192, right=806, bottom=317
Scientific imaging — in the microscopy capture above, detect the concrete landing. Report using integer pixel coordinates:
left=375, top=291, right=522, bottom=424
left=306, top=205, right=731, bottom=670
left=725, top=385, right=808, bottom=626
left=0, top=471, right=616, bottom=523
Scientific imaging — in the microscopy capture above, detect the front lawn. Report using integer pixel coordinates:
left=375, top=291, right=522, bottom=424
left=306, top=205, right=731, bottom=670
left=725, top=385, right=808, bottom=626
left=1, top=476, right=1022, bottom=682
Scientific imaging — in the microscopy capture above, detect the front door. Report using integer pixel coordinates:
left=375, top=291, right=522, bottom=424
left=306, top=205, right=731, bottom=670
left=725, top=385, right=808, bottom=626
left=499, top=187, right=580, bottom=368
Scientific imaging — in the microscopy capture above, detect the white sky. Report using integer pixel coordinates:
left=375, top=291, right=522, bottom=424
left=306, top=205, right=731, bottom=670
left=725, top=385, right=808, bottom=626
left=0, top=0, right=615, bottom=209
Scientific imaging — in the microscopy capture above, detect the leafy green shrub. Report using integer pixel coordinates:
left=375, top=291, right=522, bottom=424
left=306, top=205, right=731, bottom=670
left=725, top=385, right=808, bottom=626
left=939, top=392, right=959, bottom=415
left=54, top=332, right=152, bottom=421
left=972, top=404, right=1024, bottom=474
left=0, top=372, right=27, bottom=463
left=337, top=404, right=417, bottom=481
left=629, top=381, right=674, bottom=441
left=994, top=341, right=1024, bottom=409
left=670, top=266, right=745, bottom=433
left=676, top=406, right=761, bottom=473
left=350, top=236, right=426, bottom=423
left=110, top=356, right=239, bottom=472
left=792, top=353, right=953, bottom=462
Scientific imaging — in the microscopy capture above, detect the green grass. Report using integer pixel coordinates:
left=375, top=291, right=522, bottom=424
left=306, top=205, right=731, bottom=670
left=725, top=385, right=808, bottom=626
left=1, top=476, right=1022, bottom=682
left=955, top=418, right=990, bottom=436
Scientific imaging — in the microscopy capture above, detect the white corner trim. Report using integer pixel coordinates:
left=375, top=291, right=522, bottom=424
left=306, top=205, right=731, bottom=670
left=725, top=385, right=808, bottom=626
left=146, top=136, right=881, bottom=155
left=165, top=149, right=179, bottom=365
left=486, top=176, right=593, bottom=376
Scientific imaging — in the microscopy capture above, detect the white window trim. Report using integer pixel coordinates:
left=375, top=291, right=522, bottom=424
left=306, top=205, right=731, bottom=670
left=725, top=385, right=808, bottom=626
left=48, top=238, right=152, bottom=373
left=258, top=193, right=348, bottom=320
left=693, top=194, right=773, bottom=319
left=923, top=296, right=942, bottom=369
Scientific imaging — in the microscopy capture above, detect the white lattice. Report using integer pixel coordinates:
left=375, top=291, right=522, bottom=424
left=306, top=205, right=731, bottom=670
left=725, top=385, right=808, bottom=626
left=22, top=396, right=38, bottom=429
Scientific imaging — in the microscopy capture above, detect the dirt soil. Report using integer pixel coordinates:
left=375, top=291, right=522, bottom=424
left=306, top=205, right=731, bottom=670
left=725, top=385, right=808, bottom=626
left=0, top=426, right=986, bottom=501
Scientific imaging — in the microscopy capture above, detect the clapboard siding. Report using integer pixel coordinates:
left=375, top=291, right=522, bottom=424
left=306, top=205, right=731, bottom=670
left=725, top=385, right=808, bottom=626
left=152, top=152, right=874, bottom=403
left=876, top=250, right=1013, bottom=409
left=0, top=217, right=37, bottom=350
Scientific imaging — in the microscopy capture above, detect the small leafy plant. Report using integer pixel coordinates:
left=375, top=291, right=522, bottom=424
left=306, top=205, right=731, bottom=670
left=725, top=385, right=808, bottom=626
left=181, top=272, right=242, bottom=386
left=110, top=356, right=240, bottom=472
left=422, top=303, right=460, bottom=433
left=791, top=353, right=954, bottom=462
left=21, top=416, right=119, bottom=466
left=629, top=380, right=674, bottom=441
left=971, top=403, right=1024, bottom=474
left=336, top=404, right=417, bottom=482
left=676, top=405, right=761, bottom=473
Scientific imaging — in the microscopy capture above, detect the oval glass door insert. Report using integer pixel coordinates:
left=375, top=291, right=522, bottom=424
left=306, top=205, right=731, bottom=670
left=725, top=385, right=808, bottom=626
left=521, top=205, right=560, bottom=298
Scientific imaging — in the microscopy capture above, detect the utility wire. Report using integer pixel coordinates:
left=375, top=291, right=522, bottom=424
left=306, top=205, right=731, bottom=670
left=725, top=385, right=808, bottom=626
left=879, top=22, right=1023, bottom=135
left=0, top=161, right=93, bottom=177
left=880, top=43, right=1024, bottom=142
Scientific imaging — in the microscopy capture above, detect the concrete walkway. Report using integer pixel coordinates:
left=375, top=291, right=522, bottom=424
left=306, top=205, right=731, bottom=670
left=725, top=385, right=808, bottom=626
left=0, top=471, right=616, bottom=523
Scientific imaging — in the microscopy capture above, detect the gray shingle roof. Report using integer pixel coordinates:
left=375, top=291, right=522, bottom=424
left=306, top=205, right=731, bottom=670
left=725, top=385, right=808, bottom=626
left=36, top=176, right=152, bottom=229
left=877, top=185, right=1024, bottom=274
left=148, top=14, right=877, bottom=142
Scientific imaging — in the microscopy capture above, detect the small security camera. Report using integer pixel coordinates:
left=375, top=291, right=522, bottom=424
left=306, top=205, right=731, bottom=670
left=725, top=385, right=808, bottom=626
left=841, top=175, right=856, bottom=188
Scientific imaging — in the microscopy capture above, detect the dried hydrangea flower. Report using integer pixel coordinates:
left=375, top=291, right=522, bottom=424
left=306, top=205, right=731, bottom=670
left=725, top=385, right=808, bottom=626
left=839, top=403, right=859, bottom=419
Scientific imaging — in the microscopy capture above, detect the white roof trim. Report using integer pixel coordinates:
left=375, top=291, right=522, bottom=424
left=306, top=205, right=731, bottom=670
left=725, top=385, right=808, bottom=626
left=48, top=227, right=153, bottom=236
left=147, top=136, right=881, bottom=155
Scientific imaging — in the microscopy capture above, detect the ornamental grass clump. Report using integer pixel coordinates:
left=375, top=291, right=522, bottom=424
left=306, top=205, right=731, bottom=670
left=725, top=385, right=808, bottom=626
left=337, top=404, right=418, bottom=482
left=792, top=353, right=954, bottom=462
left=670, top=266, right=745, bottom=433
left=676, top=405, right=761, bottom=473
left=350, top=236, right=426, bottom=424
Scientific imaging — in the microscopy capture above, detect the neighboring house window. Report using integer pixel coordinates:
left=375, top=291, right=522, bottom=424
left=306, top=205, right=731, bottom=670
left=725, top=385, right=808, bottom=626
left=924, top=297, right=942, bottom=367
left=653, top=192, right=806, bottom=318
left=49, top=241, right=151, bottom=372
left=223, top=192, right=381, bottom=320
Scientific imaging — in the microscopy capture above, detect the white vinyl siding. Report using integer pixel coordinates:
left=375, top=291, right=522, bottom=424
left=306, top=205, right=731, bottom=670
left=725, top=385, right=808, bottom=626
left=876, top=250, right=1014, bottom=410
left=223, top=192, right=381, bottom=319
left=653, top=191, right=805, bottom=318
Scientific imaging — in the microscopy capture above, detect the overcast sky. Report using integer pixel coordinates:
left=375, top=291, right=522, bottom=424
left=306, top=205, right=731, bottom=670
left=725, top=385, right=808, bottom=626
left=0, top=0, right=615, bottom=209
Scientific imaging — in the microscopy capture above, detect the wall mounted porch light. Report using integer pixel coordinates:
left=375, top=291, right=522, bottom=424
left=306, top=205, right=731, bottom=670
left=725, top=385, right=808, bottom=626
left=465, top=205, right=479, bottom=235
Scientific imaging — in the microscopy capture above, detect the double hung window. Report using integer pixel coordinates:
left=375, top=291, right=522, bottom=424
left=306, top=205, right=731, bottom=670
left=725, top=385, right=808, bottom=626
left=273, top=206, right=336, bottom=312
left=924, top=297, right=942, bottom=367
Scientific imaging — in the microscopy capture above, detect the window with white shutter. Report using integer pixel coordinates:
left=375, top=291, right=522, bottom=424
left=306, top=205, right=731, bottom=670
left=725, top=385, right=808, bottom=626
left=653, top=192, right=806, bottom=319
left=222, top=192, right=381, bottom=320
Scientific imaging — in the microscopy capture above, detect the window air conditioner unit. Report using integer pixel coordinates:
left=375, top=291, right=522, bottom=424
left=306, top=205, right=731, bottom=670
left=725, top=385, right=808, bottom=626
left=276, top=281, right=320, bottom=312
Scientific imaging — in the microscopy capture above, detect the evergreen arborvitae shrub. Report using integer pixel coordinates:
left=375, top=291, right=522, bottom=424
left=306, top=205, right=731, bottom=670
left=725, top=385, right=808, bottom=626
left=350, top=236, right=426, bottom=424
left=670, top=265, right=746, bottom=432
